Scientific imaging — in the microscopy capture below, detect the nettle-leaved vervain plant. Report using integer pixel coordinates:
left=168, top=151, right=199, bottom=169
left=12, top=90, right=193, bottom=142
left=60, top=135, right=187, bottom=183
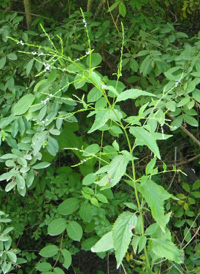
left=2, top=10, right=186, bottom=274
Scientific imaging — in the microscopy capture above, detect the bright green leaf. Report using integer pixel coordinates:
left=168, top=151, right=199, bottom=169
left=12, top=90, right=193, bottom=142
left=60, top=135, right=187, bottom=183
left=48, top=218, right=67, bottom=236
left=151, top=238, right=183, bottom=264
left=13, top=94, right=35, bottom=116
left=140, top=180, right=171, bottom=231
left=66, top=221, right=83, bottom=241
left=91, top=231, right=114, bottom=253
left=112, top=212, right=137, bottom=268
left=39, top=244, right=59, bottom=258
left=58, top=198, right=79, bottom=215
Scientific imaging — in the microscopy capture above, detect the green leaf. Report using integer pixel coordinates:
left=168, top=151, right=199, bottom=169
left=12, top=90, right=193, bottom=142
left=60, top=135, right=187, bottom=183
left=53, top=267, right=65, bottom=274
left=91, top=231, right=114, bottom=253
left=11, top=119, right=19, bottom=138
left=132, top=235, right=140, bottom=253
left=61, top=249, right=72, bottom=269
left=88, top=109, right=111, bottom=133
left=96, top=193, right=108, bottom=203
left=82, top=173, right=97, bottom=186
left=138, top=236, right=147, bottom=253
left=183, top=114, right=198, bottom=127
left=58, top=198, right=79, bottom=215
left=26, top=59, right=34, bottom=76
left=87, top=87, right=102, bottom=102
left=6, top=251, right=17, bottom=263
left=193, top=89, right=200, bottom=102
left=79, top=203, right=93, bottom=222
left=26, top=169, right=34, bottom=187
left=7, top=53, right=17, bottom=60
left=48, top=218, right=67, bottom=236
left=66, top=221, right=83, bottom=241
left=119, top=2, right=126, bottom=17
left=5, top=181, right=17, bottom=192
left=32, top=162, right=50, bottom=169
left=145, top=158, right=156, bottom=175
left=13, top=94, right=35, bottom=116
left=116, top=89, right=155, bottom=102
left=140, top=55, right=152, bottom=76
left=16, top=174, right=25, bottom=189
left=74, top=73, right=86, bottom=89
left=83, top=144, right=100, bottom=156
left=36, top=262, right=52, bottom=272
left=171, top=115, right=183, bottom=130
left=39, top=244, right=59, bottom=258
left=96, top=155, right=129, bottom=188
left=112, top=212, right=137, bottom=268
left=90, top=197, right=99, bottom=207
left=140, top=180, right=171, bottom=232
left=151, top=238, right=183, bottom=264
left=130, top=127, right=161, bottom=159
left=47, top=136, right=59, bottom=156
left=107, top=1, right=119, bottom=12
left=86, top=53, right=102, bottom=67
left=0, top=56, right=6, bottom=69
left=166, top=101, right=176, bottom=112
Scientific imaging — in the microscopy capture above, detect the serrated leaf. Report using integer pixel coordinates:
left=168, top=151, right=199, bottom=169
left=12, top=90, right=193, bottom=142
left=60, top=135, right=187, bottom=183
left=112, top=212, right=137, bottom=268
left=58, top=198, right=79, bottom=215
left=116, top=89, right=155, bottom=102
left=13, top=94, right=35, bottom=115
left=140, top=180, right=171, bottom=232
left=39, top=244, right=59, bottom=258
left=96, top=155, right=129, bottom=188
left=48, top=218, right=67, bottom=236
left=130, top=127, right=161, bottom=159
left=91, top=231, right=114, bottom=253
left=66, top=221, right=83, bottom=241
left=151, top=238, right=183, bottom=264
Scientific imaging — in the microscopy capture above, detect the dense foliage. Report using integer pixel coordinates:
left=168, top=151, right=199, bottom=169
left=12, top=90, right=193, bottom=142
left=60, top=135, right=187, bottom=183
left=0, top=1, right=200, bottom=274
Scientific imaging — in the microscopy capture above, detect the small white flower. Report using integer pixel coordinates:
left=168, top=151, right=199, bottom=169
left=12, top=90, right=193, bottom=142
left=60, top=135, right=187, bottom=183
left=38, top=52, right=44, bottom=56
left=45, top=118, right=48, bottom=121
left=32, top=51, right=37, bottom=55
left=82, top=19, right=86, bottom=23
left=42, top=121, right=45, bottom=124
left=101, top=84, right=107, bottom=89
left=84, top=23, right=87, bottom=27
left=49, top=93, right=53, bottom=97
left=20, top=40, right=24, bottom=45
left=86, top=50, right=91, bottom=55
